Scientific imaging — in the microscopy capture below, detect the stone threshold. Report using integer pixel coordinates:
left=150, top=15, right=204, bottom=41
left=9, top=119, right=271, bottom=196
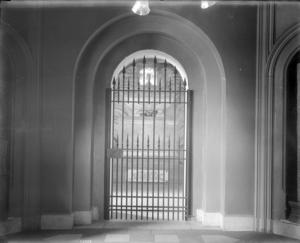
left=74, top=220, right=221, bottom=230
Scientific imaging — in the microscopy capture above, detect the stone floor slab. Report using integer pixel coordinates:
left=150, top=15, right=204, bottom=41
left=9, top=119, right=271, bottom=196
left=129, top=230, right=153, bottom=242
left=201, top=235, right=239, bottom=243
left=104, top=234, right=130, bottom=242
left=154, top=234, right=179, bottom=242
left=44, top=234, right=82, bottom=241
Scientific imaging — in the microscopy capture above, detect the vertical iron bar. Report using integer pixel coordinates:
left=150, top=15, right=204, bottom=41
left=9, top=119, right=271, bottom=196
left=136, top=135, right=139, bottom=219
left=186, top=90, right=193, bottom=220
left=157, top=137, right=161, bottom=219
left=163, top=60, right=168, bottom=220
left=162, top=116, right=166, bottom=220
left=164, top=60, right=167, bottom=103
left=148, top=76, right=151, bottom=104
left=117, top=77, right=120, bottom=104
left=131, top=59, right=136, bottom=219
left=147, top=136, right=150, bottom=220
left=159, top=79, right=162, bottom=104
left=172, top=68, right=177, bottom=220
left=177, top=137, right=181, bottom=220
left=163, top=60, right=170, bottom=220
left=141, top=56, right=146, bottom=219
left=126, top=135, right=129, bottom=219
left=179, top=77, right=182, bottom=103
left=138, top=66, right=140, bottom=104
left=168, top=136, right=171, bottom=220
left=128, top=78, right=130, bottom=104
left=105, top=88, right=112, bottom=220
left=152, top=135, right=155, bottom=220
left=177, top=77, right=182, bottom=219
left=169, top=78, right=172, bottom=103
left=182, top=79, right=187, bottom=220
left=111, top=79, right=116, bottom=219
left=153, top=57, right=157, bottom=220
left=120, top=67, right=126, bottom=219
left=116, top=135, right=119, bottom=219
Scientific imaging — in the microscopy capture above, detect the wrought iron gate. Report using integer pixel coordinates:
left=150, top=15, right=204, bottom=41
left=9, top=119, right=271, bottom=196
left=105, top=56, right=192, bottom=221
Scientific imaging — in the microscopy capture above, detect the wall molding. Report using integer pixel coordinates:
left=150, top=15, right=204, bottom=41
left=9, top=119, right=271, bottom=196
left=223, top=215, right=254, bottom=231
left=273, top=220, right=300, bottom=240
left=254, top=2, right=276, bottom=232
left=0, top=217, right=21, bottom=236
left=196, top=209, right=223, bottom=227
left=41, top=214, right=73, bottom=230
left=196, top=210, right=254, bottom=231
left=91, top=206, right=99, bottom=221
left=74, top=210, right=92, bottom=225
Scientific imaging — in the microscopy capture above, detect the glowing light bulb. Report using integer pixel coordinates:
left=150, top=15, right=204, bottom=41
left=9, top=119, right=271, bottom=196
left=132, top=1, right=150, bottom=16
left=201, top=1, right=216, bottom=9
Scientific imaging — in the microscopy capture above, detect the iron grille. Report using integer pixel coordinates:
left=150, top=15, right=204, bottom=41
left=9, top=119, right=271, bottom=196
left=105, top=56, right=192, bottom=221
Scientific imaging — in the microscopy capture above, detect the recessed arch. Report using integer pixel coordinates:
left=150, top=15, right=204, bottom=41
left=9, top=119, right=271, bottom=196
left=112, top=49, right=189, bottom=87
left=72, top=10, right=226, bottom=222
left=0, top=21, right=39, bottom=230
left=265, top=23, right=300, bottom=224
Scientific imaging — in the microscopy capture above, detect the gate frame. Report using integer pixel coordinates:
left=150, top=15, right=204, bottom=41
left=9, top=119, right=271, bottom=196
left=104, top=61, right=193, bottom=220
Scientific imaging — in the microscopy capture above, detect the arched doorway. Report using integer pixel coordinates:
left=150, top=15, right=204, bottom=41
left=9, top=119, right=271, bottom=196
left=106, top=52, right=192, bottom=220
left=285, top=51, right=300, bottom=223
left=262, top=24, right=300, bottom=236
left=73, top=11, right=226, bottom=223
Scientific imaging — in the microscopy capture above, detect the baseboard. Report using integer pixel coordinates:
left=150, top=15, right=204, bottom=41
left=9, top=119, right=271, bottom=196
left=74, top=210, right=92, bottom=225
left=92, top=206, right=99, bottom=221
left=41, top=214, right=73, bottom=230
left=196, top=209, right=223, bottom=227
left=0, top=217, right=22, bottom=236
left=273, top=219, right=300, bottom=240
left=196, top=210, right=254, bottom=231
left=22, top=215, right=40, bottom=230
left=223, top=215, right=254, bottom=231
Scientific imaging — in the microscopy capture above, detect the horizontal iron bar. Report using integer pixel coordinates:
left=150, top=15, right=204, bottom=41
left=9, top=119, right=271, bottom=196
left=110, top=206, right=187, bottom=210
left=110, top=195, right=186, bottom=199
left=112, top=89, right=188, bottom=93
left=109, top=210, right=187, bottom=213
left=110, top=149, right=187, bottom=152
left=112, top=101, right=187, bottom=104
left=109, top=156, right=186, bottom=160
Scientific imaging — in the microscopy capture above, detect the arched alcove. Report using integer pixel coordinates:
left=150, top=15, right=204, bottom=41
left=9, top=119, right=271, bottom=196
left=73, top=11, right=226, bottom=224
left=264, top=23, right=300, bottom=232
left=285, top=51, right=300, bottom=222
left=111, top=50, right=189, bottom=86
left=0, top=22, right=40, bottom=230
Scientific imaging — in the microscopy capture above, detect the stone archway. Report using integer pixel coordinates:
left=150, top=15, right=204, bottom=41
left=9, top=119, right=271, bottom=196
left=0, top=21, right=39, bottom=231
left=73, top=11, right=226, bottom=224
left=264, top=23, right=300, bottom=236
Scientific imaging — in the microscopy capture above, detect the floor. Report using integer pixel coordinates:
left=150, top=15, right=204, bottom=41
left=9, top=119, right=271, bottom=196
left=1, top=221, right=300, bottom=243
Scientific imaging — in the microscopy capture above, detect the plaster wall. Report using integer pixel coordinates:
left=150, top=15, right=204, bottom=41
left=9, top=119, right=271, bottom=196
left=2, top=2, right=257, bottom=226
left=275, top=3, right=300, bottom=41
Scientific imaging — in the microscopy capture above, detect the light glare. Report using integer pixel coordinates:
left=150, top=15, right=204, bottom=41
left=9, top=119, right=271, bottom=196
left=132, top=1, right=150, bottom=16
left=201, top=1, right=216, bottom=9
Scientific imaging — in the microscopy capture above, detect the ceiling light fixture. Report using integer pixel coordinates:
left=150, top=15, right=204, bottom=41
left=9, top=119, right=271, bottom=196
left=200, top=1, right=216, bottom=9
left=132, top=1, right=150, bottom=16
